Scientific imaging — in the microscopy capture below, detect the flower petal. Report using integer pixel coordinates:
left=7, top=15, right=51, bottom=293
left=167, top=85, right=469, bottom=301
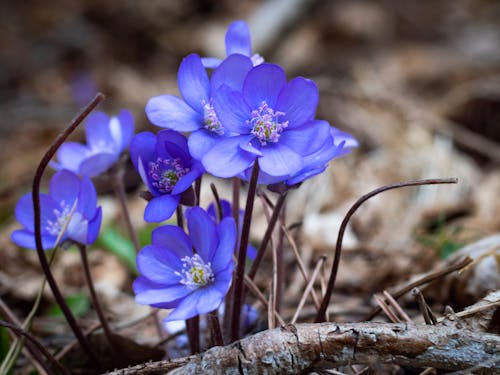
left=54, top=142, right=88, bottom=173
left=212, top=217, right=236, bottom=272
left=276, top=77, right=318, bottom=128
left=172, top=162, right=204, bottom=195
left=77, top=176, right=98, bottom=218
left=164, top=287, right=223, bottom=321
left=213, top=86, right=251, bottom=134
left=156, top=130, right=190, bottom=163
left=201, top=57, right=223, bottom=69
left=178, top=54, right=210, bottom=114
left=225, top=20, right=252, bottom=57
left=85, top=207, right=102, bottom=244
left=85, top=111, right=113, bottom=149
left=116, top=109, right=135, bottom=151
left=136, top=245, right=183, bottom=284
left=151, top=225, right=192, bottom=259
left=211, top=54, right=253, bottom=92
left=144, top=195, right=180, bottom=222
left=185, top=207, right=218, bottom=262
left=258, top=143, right=303, bottom=176
left=135, top=284, right=192, bottom=305
left=279, top=120, right=331, bottom=156
left=79, top=152, right=118, bottom=177
left=187, top=129, right=220, bottom=160
left=11, top=230, right=56, bottom=250
left=130, top=132, right=157, bottom=171
left=202, top=136, right=255, bottom=178
left=49, top=170, right=80, bottom=206
left=242, top=64, right=286, bottom=109
left=146, top=95, right=202, bottom=131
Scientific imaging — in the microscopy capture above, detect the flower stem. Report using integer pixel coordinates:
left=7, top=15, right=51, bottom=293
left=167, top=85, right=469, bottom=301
left=77, top=244, right=118, bottom=362
left=207, top=310, right=224, bottom=347
left=247, top=192, right=287, bottom=280
left=112, top=165, right=140, bottom=253
left=275, top=201, right=286, bottom=313
left=185, top=316, right=200, bottom=354
left=210, top=183, right=223, bottom=221
left=32, top=93, right=104, bottom=368
left=314, top=177, right=458, bottom=323
left=231, top=161, right=259, bottom=342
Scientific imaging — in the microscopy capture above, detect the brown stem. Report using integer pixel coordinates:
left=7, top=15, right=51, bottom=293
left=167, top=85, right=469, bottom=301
left=32, top=93, right=104, bottom=367
left=230, top=162, right=259, bottom=342
left=315, top=178, right=459, bottom=323
left=210, top=183, right=223, bottom=221
left=207, top=310, right=224, bottom=347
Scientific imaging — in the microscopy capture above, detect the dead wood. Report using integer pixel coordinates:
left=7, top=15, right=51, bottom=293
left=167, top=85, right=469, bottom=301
left=105, top=322, right=500, bottom=375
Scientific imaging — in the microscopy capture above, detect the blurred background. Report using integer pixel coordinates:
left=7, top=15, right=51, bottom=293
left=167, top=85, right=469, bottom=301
left=0, top=0, right=499, bottom=370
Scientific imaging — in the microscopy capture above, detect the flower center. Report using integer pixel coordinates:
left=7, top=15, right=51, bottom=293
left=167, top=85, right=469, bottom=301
left=248, top=101, right=288, bottom=145
left=251, top=54, right=264, bottom=66
left=203, top=102, right=224, bottom=135
left=148, top=157, right=190, bottom=194
left=176, top=254, right=215, bottom=289
left=45, top=201, right=72, bottom=236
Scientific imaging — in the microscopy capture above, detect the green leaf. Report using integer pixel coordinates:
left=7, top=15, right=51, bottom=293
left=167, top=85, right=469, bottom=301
left=48, top=292, right=90, bottom=318
left=0, top=327, right=10, bottom=363
left=96, top=226, right=138, bottom=273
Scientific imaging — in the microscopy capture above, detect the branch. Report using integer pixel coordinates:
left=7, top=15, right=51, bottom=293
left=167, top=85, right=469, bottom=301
left=106, top=322, right=500, bottom=374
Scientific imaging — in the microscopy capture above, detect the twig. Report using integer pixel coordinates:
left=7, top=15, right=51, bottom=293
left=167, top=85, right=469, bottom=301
left=412, top=288, right=437, bottom=325
left=244, top=275, right=286, bottom=326
left=107, top=322, right=500, bottom=374
left=315, top=178, right=459, bottom=323
left=31, top=93, right=104, bottom=367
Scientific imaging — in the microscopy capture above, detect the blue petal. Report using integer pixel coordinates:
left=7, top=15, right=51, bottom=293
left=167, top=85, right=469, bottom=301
left=239, top=136, right=263, bottom=156
left=279, top=120, right=331, bottom=156
left=136, top=245, right=183, bottom=284
left=201, top=57, right=222, bottom=69
left=242, top=64, right=286, bottom=109
left=171, top=162, right=204, bottom=195
left=164, top=287, right=224, bottom=322
left=146, top=95, right=202, bottom=131
left=212, top=217, right=236, bottom=272
left=225, top=20, right=252, bottom=57
left=187, top=129, right=220, bottom=160
left=14, top=194, right=36, bottom=232
left=130, top=132, right=157, bottom=171
left=116, top=109, right=135, bottom=151
left=54, top=142, right=88, bottom=173
left=258, top=143, right=303, bottom=176
left=276, top=77, right=318, bottom=128
left=156, top=130, right=190, bottom=163
left=144, top=195, right=180, bottom=222
left=85, top=111, right=113, bottom=150
left=202, top=136, right=255, bottom=177
left=135, top=284, right=192, bottom=305
left=152, top=225, right=192, bottom=259
left=213, top=86, right=251, bottom=134
left=77, top=176, right=98, bottom=218
left=331, top=127, right=359, bottom=148
left=85, top=207, right=102, bottom=244
left=49, top=170, right=80, bottom=207
left=79, top=153, right=118, bottom=177
left=185, top=207, right=218, bottom=262
left=212, top=263, right=234, bottom=295
left=11, top=229, right=57, bottom=250
left=211, top=54, right=253, bottom=92
left=178, top=54, right=210, bottom=114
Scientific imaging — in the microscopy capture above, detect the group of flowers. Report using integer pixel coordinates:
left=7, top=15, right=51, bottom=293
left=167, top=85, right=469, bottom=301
left=12, top=21, right=357, bottom=324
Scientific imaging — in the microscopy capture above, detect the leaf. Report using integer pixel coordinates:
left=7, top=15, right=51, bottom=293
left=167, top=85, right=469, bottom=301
left=0, top=327, right=10, bottom=364
left=48, top=292, right=90, bottom=318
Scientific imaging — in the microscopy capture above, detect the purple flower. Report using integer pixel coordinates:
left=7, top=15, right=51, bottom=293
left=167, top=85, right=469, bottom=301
left=51, top=110, right=134, bottom=177
left=133, top=206, right=236, bottom=322
left=11, top=170, right=102, bottom=250
left=202, top=63, right=332, bottom=179
left=129, top=130, right=204, bottom=222
left=145, top=53, right=253, bottom=160
left=202, top=20, right=264, bottom=69
left=207, top=199, right=257, bottom=260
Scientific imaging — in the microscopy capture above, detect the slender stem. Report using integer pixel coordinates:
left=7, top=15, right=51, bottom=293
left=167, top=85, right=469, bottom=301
left=32, top=93, right=104, bottom=367
left=210, top=183, right=223, bottom=221
left=275, top=201, right=286, bottom=313
left=185, top=316, right=200, bottom=354
left=0, top=320, right=70, bottom=375
left=77, top=244, right=118, bottom=359
left=207, top=310, right=224, bottom=347
left=176, top=205, right=184, bottom=229
left=194, top=176, right=202, bottom=206
left=247, top=192, right=287, bottom=280
left=112, top=168, right=140, bottom=253
left=315, top=178, right=458, bottom=323
left=231, top=161, right=260, bottom=342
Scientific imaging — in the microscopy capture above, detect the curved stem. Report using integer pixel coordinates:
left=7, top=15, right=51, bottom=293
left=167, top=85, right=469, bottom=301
left=231, top=161, right=260, bottom=342
left=314, top=178, right=458, bottom=323
left=32, top=93, right=104, bottom=367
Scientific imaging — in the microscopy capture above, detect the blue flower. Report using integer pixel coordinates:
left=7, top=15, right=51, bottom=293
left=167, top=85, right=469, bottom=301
left=133, top=207, right=236, bottom=322
left=129, top=130, right=204, bottom=222
left=145, top=53, right=253, bottom=160
left=207, top=199, right=256, bottom=260
left=51, top=110, right=134, bottom=177
left=201, top=20, right=264, bottom=69
left=203, top=63, right=332, bottom=179
left=11, top=170, right=102, bottom=250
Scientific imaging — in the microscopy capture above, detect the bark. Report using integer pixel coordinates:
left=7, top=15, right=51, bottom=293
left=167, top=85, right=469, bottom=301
left=105, top=322, right=500, bottom=374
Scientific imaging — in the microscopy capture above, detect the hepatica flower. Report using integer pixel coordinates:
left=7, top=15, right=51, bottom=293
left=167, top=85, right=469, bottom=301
left=130, top=130, right=204, bottom=222
left=203, top=63, right=334, bottom=179
left=11, top=170, right=102, bottom=250
left=146, top=53, right=253, bottom=160
left=51, top=110, right=134, bottom=177
left=133, top=207, right=236, bottom=322
left=202, top=20, right=264, bottom=69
